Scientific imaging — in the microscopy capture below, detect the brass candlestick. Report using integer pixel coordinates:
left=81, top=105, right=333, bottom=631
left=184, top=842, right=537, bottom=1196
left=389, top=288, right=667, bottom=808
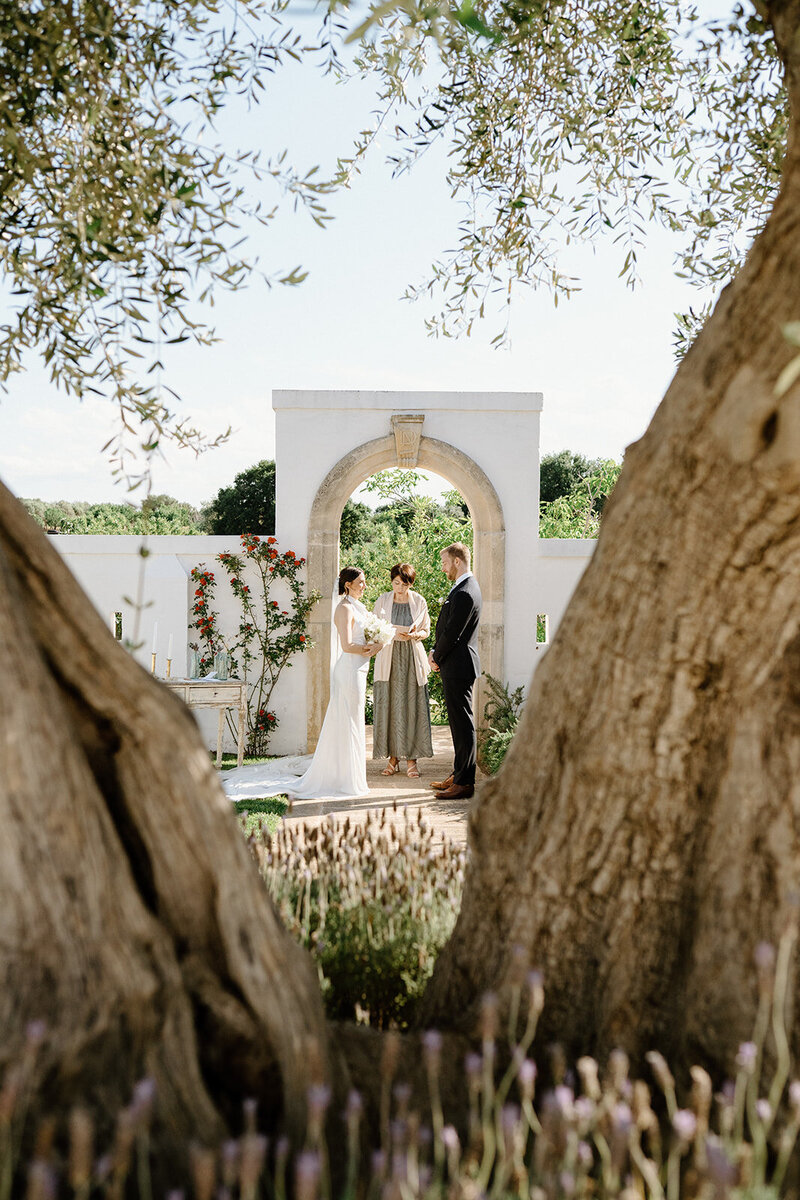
left=151, top=652, right=157, bottom=674
left=166, top=658, right=172, bottom=678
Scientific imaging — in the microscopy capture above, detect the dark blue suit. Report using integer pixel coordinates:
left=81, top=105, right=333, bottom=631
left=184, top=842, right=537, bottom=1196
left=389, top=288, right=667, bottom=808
left=432, top=574, right=482, bottom=787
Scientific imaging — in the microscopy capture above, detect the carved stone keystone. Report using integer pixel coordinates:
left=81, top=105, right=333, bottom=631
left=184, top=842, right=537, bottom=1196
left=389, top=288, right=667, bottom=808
left=391, top=414, right=425, bottom=468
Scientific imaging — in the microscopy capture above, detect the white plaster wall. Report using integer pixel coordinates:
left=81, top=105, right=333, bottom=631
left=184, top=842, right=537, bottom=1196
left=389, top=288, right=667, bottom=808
left=529, top=539, right=596, bottom=682
left=53, top=535, right=308, bottom=754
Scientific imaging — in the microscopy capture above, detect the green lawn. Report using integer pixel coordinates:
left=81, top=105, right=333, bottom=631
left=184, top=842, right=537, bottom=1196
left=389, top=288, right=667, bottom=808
left=216, top=752, right=275, bottom=771
left=212, top=753, right=288, bottom=834
left=232, top=796, right=288, bottom=837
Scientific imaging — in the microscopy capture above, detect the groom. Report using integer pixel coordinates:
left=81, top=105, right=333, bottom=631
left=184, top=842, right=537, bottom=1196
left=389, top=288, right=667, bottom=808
left=428, top=542, right=482, bottom=800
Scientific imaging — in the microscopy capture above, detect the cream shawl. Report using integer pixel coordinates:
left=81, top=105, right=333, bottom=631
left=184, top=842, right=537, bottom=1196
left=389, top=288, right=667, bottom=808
left=372, top=589, right=431, bottom=686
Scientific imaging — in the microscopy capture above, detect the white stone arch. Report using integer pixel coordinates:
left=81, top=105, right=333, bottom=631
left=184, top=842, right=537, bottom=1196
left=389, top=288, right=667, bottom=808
left=273, top=390, right=546, bottom=755
left=305, top=433, right=505, bottom=746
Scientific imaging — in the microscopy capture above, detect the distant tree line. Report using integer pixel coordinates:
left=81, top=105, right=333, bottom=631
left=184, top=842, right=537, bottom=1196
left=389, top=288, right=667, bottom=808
left=22, top=452, right=619, bottom=538
left=21, top=460, right=277, bottom=536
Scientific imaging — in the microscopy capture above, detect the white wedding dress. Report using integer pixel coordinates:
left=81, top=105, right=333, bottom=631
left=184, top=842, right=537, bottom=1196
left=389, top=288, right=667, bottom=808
left=221, top=596, right=370, bottom=802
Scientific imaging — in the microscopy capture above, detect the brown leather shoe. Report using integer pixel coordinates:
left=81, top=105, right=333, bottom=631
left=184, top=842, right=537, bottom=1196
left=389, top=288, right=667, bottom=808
left=434, top=783, right=474, bottom=800
left=429, top=774, right=453, bottom=791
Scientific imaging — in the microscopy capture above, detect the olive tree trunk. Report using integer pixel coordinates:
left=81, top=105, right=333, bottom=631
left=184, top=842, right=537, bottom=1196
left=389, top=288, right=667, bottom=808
left=0, top=479, right=331, bottom=1166
left=424, top=0, right=800, bottom=1077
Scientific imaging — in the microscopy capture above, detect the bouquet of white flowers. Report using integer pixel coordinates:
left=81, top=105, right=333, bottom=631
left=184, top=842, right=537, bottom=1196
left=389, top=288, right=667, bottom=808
left=362, top=614, right=395, bottom=647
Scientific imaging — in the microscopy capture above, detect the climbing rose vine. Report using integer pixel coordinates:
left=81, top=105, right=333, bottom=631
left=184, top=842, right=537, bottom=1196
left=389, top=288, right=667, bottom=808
left=189, top=535, right=319, bottom=755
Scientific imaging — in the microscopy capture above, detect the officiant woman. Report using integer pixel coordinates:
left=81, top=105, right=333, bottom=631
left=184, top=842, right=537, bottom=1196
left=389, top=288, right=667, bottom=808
left=372, top=563, right=434, bottom=777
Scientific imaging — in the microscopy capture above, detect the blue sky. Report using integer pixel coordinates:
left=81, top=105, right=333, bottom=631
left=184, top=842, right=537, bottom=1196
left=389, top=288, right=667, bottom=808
left=0, top=28, right=702, bottom=508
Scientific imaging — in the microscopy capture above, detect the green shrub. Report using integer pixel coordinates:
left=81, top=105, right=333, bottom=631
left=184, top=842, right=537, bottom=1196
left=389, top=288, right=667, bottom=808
left=481, top=728, right=515, bottom=775
left=252, top=811, right=465, bottom=1029
left=479, top=673, right=525, bottom=774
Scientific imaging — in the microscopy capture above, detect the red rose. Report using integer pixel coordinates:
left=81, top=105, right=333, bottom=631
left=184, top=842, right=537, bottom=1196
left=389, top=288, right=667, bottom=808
left=299, top=635, right=306, bottom=642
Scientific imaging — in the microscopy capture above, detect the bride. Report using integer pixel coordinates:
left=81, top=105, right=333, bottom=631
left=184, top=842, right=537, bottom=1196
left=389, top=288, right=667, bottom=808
left=222, top=566, right=380, bottom=802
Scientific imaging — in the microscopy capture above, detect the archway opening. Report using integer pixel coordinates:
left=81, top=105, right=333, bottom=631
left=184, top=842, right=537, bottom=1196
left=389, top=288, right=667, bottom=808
left=340, top=468, right=472, bottom=733
left=305, top=434, right=505, bottom=749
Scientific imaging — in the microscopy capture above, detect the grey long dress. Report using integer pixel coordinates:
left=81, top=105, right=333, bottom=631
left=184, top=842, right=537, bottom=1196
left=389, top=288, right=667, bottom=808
left=372, top=601, right=434, bottom=760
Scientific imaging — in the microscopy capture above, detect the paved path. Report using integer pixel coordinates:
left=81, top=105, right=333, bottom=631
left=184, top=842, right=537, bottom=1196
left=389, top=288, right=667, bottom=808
left=284, top=726, right=473, bottom=846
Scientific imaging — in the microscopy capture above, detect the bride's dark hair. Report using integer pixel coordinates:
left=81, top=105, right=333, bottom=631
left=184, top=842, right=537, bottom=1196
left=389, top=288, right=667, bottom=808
left=338, top=566, right=363, bottom=595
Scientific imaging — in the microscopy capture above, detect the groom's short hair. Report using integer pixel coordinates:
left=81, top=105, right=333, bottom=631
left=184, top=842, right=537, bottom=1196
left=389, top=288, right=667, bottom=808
left=443, top=542, right=470, bottom=569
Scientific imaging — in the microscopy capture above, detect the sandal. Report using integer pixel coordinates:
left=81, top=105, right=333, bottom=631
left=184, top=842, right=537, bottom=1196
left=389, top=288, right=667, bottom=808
left=406, top=762, right=420, bottom=778
left=381, top=759, right=400, bottom=776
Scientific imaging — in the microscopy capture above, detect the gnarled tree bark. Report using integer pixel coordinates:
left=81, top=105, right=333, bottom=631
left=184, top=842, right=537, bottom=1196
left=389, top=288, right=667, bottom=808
left=0, top=480, right=332, bottom=1169
left=424, top=0, right=800, bottom=1077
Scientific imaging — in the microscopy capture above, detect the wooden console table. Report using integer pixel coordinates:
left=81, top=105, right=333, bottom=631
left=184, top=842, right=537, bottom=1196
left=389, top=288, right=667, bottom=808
left=164, top=678, right=247, bottom=768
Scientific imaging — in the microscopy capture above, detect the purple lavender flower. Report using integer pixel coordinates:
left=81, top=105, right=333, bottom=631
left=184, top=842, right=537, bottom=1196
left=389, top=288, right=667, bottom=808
left=518, top=1058, right=537, bottom=1098
left=577, top=1141, right=593, bottom=1170
left=307, top=1084, right=331, bottom=1120
left=554, top=1086, right=575, bottom=1118
left=559, top=1171, right=576, bottom=1196
left=754, top=942, right=776, bottom=972
left=390, top=1150, right=408, bottom=1182
left=501, top=1104, right=521, bottom=1137
left=672, top=1109, right=697, bottom=1143
left=26, top=1161, right=56, bottom=1200
left=131, top=1078, right=156, bottom=1126
left=441, top=1125, right=460, bottom=1151
left=346, top=1090, right=363, bottom=1120
left=755, top=1099, right=772, bottom=1123
left=25, top=1021, right=47, bottom=1048
left=735, top=1042, right=757, bottom=1073
left=422, top=1030, right=443, bottom=1072
left=221, top=1140, right=239, bottom=1188
left=295, top=1151, right=321, bottom=1200
left=93, top=1154, right=112, bottom=1184
left=465, top=1052, right=482, bottom=1081
left=573, top=1096, right=595, bottom=1128
left=705, top=1135, right=738, bottom=1188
